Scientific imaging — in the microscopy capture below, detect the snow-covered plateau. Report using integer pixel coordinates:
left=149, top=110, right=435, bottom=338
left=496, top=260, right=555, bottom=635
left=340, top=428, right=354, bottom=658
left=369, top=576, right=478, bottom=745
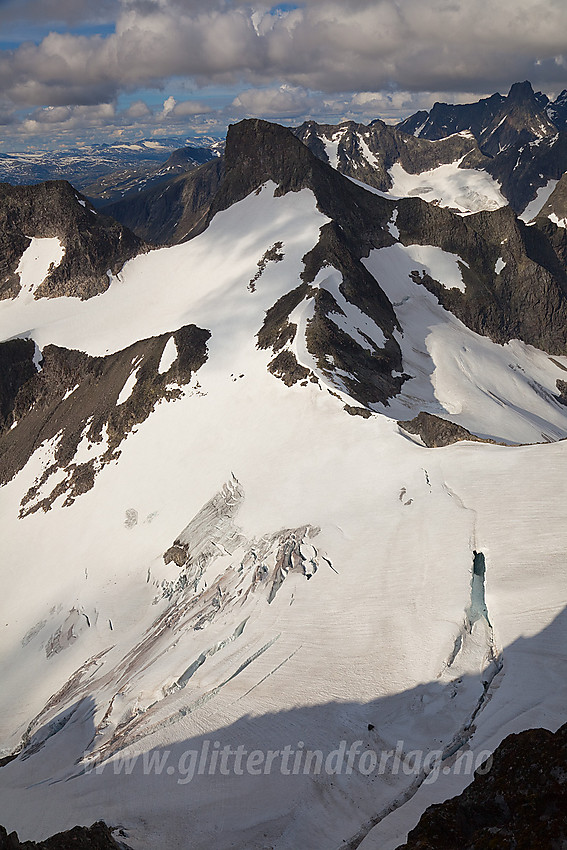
left=0, top=176, right=566, bottom=850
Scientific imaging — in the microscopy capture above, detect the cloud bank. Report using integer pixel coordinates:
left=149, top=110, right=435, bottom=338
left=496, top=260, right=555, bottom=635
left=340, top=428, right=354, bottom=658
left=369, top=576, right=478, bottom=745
left=1, top=0, right=567, bottom=147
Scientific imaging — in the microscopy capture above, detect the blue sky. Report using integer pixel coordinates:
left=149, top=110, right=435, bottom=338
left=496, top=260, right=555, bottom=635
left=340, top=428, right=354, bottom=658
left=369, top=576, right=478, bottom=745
left=0, top=0, right=566, bottom=151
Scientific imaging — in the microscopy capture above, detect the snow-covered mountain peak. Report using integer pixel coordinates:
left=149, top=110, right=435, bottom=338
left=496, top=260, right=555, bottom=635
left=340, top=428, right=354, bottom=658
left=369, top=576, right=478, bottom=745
left=1, top=113, right=567, bottom=850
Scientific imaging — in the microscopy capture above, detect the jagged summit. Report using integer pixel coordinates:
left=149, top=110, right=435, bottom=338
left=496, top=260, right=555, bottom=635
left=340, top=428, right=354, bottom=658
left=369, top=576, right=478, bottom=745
left=507, top=79, right=536, bottom=101
left=397, top=91, right=504, bottom=141
left=397, top=80, right=557, bottom=155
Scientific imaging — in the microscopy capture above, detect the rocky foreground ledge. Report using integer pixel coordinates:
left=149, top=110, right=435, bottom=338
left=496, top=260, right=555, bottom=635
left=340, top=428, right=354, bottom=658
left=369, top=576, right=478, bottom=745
left=0, top=822, right=127, bottom=850
left=398, top=722, right=567, bottom=849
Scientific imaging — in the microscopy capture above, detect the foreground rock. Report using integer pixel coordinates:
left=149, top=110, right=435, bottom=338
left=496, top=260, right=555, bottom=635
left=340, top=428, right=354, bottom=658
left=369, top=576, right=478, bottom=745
left=0, top=822, right=126, bottom=850
left=398, top=722, right=567, bottom=849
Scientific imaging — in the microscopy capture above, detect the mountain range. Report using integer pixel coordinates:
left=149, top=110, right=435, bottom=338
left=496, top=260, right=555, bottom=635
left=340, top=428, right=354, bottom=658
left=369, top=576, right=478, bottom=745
left=0, top=137, right=222, bottom=204
left=0, top=81, right=566, bottom=849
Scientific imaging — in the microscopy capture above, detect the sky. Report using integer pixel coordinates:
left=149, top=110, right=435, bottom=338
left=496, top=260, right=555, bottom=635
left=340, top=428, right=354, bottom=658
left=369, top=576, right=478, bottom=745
left=1, top=0, right=567, bottom=151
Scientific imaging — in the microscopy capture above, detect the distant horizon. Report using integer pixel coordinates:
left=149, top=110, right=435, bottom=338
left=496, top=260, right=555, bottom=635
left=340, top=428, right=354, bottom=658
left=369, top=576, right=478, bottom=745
left=1, top=78, right=566, bottom=155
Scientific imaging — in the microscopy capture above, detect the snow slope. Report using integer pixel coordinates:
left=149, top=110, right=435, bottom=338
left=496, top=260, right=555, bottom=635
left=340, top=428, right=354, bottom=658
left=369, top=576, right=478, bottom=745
left=387, top=160, right=507, bottom=214
left=519, top=178, right=559, bottom=222
left=364, top=243, right=567, bottom=444
left=347, top=160, right=507, bottom=215
left=0, top=182, right=566, bottom=850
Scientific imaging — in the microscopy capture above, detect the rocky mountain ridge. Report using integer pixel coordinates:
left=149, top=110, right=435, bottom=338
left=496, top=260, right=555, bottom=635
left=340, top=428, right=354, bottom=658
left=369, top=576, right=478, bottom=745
left=2, top=105, right=567, bottom=850
left=0, top=822, right=126, bottom=850
left=83, top=145, right=218, bottom=206
left=103, top=81, right=567, bottom=249
left=0, top=181, right=143, bottom=300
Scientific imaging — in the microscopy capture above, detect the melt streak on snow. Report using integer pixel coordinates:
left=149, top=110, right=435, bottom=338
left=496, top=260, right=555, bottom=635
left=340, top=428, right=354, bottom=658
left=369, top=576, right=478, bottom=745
left=0, top=183, right=566, bottom=850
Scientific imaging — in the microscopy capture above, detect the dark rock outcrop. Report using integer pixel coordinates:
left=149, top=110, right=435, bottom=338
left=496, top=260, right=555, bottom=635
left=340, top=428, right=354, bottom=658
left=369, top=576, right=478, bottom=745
left=397, top=92, right=506, bottom=142
left=396, top=198, right=567, bottom=355
left=547, top=89, right=567, bottom=131
left=0, top=339, right=38, bottom=429
left=397, top=722, right=567, bottom=849
left=538, top=172, right=567, bottom=224
left=0, top=821, right=126, bottom=850
left=294, top=118, right=486, bottom=194
left=216, top=119, right=406, bottom=406
left=398, top=81, right=555, bottom=152
left=397, top=82, right=567, bottom=213
left=398, top=412, right=495, bottom=447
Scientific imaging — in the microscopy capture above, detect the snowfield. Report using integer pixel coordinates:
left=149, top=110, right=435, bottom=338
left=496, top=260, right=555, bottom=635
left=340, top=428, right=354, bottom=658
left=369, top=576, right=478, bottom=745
left=386, top=159, right=507, bottom=214
left=364, top=243, right=567, bottom=444
left=0, top=182, right=566, bottom=850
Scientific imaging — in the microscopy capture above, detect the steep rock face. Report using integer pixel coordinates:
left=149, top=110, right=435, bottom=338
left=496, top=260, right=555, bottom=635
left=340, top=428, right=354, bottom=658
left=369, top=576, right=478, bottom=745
left=0, top=338, right=38, bottom=428
left=394, top=198, right=567, bottom=354
left=397, top=92, right=505, bottom=141
left=477, top=81, right=557, bottom=158
left=398, top=722, right=567, bottom=849
left=0, top=181, right=143, bottom=300
left=398, top=82, right=555, bottom=151
left=482, top=132, right=567, bottom=213
left=547, top=89, right=567, bottom=130
left=102, top=158, right=223, bottom=244
left=539, top=172, right=567, bottom=224
left=211, top=119, right=406, bottom=406
left=0, top=822, right=126, bottom=850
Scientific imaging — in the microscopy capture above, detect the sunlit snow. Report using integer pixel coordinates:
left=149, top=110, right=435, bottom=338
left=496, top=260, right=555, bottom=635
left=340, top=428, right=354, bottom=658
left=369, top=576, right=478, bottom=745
left=387, top=159, right=507, bottom=214
left=0, top=182, right=566, bottom=850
